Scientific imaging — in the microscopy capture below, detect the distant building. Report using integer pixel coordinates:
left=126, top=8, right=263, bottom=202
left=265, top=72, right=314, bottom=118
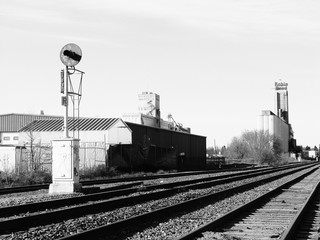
left=18, top=118, right=132, bottom=146
left=123, top=92, right=190, bottom=133
left=307, top=150, right=317, bottom=159
left=121, top=92, right=203, bottom=170
left=257, top=81, right=295, bottom=154
left=138, top=92, right=160, bottom=119
left=0, top=117, right=132, bottom=172
left=0, top=92, right=204, bottom=172
left=0, top=113, right=62, bottom=172
left=124, top=122, right=206, bottom=170
left=274, top=81, right=289, bottom=123
left=0, top=145, right=26, bottom=173
left=0, top=112, right=205, bottom=172
left=0, top=113, right=62, bottom=145
left=122, top=113, right=161, bottom=128
left=257, top=110, right=290, bottom=152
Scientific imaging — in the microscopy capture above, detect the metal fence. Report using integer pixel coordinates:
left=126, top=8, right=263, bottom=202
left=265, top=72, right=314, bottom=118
left=18, top=142, right=108, bottom=174
left=79, top=142, right=107, bottom=170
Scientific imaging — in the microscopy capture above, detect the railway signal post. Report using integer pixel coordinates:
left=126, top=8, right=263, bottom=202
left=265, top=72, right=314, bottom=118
left=49, top=43, right=84, bottom=194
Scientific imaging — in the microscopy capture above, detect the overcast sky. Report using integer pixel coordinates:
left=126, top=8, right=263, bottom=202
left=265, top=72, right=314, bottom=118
left=1, top=0, right=320, bottom=148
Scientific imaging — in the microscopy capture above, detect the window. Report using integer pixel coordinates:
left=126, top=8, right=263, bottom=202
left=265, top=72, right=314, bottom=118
left=13, top=136, right=19, bottom=141
left=3, top=136, right=10, bottom=141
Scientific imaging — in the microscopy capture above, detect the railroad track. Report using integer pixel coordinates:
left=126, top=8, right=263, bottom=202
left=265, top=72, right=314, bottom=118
left=0, top=164, right=307, bottom=232
left=0, top=163, right=306, bottom=195
left=281, top=175, right=320, bottom=240
left=0, top=167, right=265, bottom=195
left=0, top=163, right=303, bottom=215
left=178, top=164, right=320, bottom=240
left=0, top=163, right=317, bottom=239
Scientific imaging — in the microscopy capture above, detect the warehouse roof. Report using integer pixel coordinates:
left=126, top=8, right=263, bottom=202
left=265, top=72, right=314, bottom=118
left=0, top=113, right=62, bottom=132
left=19, top=118, right=126, bottom=132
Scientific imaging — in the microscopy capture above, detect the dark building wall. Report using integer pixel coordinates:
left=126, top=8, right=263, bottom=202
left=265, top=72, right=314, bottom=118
left=120, top=122, right=206, bottom=170
left=189, top=134, right=206, bottom=168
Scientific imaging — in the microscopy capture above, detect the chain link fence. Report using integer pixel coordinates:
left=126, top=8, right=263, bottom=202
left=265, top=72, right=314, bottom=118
left=79, top=142, right=107, bottom=170
left=12, top=142, right=108, bottom=174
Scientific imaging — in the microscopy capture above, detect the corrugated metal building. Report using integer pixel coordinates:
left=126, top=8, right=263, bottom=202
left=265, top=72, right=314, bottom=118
left=1, top=117, right=132, bottom=172
left=17, top=119, right=207, bottom=171
left=0, top=145, right=26, bottom=173
left=0, top=113, right=62, bottom=132
left=0, top=113, right=62, bottom=145
left=0, top=114, right=206, bottom=172
left=18, top=118, right=132, bottom=145
left=111, top=122, right=207, bottom=170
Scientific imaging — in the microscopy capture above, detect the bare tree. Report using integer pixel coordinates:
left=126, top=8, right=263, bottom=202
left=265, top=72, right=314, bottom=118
left=226, top=136, right=249, bottom=159
left=24, top=124, right=48, bottom=172
left=226, top=130, right=283, bottom=165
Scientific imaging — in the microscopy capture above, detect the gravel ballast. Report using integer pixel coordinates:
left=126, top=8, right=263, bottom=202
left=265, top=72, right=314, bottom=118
left=0, top=167, right=313, bottom=240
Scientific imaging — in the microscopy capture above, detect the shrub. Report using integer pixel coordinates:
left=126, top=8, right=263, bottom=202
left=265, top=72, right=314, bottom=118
left=226, top=130, right=283, bottom=166
left=29, top=171, right=52, bottom=184
left=80, top=165, right=120, bottom=180
left=278, top=154, right=298, bottom=165
left=0, top=170, right=52, bottom=188
left=226, top=136, right=249, bottom=159
left=0, top=170, right=16, bottom=187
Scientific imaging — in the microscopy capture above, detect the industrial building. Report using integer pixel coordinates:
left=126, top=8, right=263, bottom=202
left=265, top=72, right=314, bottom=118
left=0, top=117, right=132, bottom=172
left=120, top=91, right=205, bottom=170
left=257, top=81, right=295, bottom=154
left=0, top=113, right=62, bottom=173
left=120, top=122, right=206, bottom=170
left=18, top=118, right=132, bottom=146
left=0, top=113, right=62, bottom=145
left=257, top=110, right=290, bottom=152
left=122, top=92, right=191, bottom=133
left=274, top=82, right=289, bottom=123
left=0, top=92, right=206, bottom=172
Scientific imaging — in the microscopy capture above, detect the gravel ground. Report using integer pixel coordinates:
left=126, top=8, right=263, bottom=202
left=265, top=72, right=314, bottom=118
left=0, top=190, right=84, bottom=208
left=0, top=167, right=309, bottom=240
left=122, top=184, right=278, bottom=240
left=0, top=170, right=242, bottom=208
left=104, top=167, right=315, bottom=240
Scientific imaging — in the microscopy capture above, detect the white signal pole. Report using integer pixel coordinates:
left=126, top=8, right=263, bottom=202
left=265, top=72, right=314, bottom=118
left=64, top=66, right=69, bottom=138
left=49, top=43, right=83, bottom=194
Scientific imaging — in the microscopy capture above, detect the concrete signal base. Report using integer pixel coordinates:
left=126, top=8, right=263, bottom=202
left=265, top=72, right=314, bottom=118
left=49, top=138, right=82, bottom=194
left=49, top=182, right=82, bottom=194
